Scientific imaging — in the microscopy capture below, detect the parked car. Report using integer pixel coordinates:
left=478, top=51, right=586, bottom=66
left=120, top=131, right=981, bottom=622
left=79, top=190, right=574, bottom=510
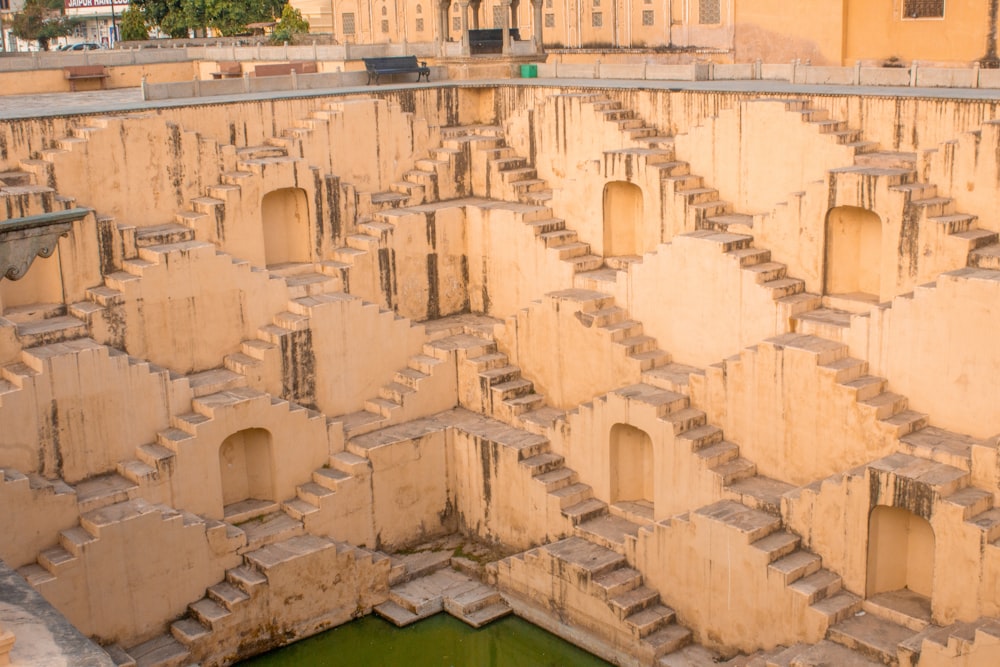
left=59, top=43, right=103, bottom=51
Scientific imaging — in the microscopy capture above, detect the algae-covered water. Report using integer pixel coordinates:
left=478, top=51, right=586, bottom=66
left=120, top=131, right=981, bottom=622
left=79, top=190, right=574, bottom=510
left=240, top=613, right=613, bottom=667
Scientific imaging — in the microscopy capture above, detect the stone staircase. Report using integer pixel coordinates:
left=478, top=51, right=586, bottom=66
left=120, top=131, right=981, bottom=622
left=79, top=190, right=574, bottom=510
left=759, top=332, right=929, bottom=441
left=17, top=497, right=237, bottom=598
left=134, top=533, right=389, bottom=667
left=0, top=168, right=91, bottom=351
left=684, top=500, right=863, bottom=641
left=223, top=290, right=420, bottom=409
left=496, top=536, right=693, bottom=665
left=446, top=125, right=605, bottom=277
left=375, top=562, right=512, bottom=629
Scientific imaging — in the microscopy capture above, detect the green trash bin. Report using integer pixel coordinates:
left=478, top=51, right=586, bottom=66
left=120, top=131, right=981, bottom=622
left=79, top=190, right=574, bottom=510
left=520, top=64, right=538, bottom=78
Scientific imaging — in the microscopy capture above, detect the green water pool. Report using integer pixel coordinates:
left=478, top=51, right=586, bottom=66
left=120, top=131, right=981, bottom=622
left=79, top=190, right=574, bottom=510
left=240, top=613, right=613, bottom=666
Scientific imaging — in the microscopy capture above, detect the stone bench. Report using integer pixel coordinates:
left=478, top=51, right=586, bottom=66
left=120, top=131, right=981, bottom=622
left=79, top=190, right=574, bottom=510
left=252, top=61, right=318, bottom=77
left=210, top=62, right=242, bottom=79
left=63, top=65, right=109, bottom=92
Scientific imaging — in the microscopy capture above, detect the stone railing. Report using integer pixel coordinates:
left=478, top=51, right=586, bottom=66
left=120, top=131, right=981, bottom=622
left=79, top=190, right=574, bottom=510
left=140, top=66, right=447, bottom=100
left=0, top=42, right=438, bottom=73
left=536, top=59, right=1000, bottom=89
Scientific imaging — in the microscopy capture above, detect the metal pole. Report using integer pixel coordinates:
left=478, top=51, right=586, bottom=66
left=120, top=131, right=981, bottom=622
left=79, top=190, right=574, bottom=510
left=110, top=0, right=118, bottom=47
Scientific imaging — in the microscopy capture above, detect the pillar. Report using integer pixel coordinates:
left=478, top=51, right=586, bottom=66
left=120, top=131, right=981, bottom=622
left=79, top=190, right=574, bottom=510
left=439, top=0, right=450, bottom=44
left=501, top=0, right=512, bottom=53
left=530, top=0, right=543, bottom=52
left=460, top=0, right=471, bottom=54
left=470, top=0, right=481, bottom=29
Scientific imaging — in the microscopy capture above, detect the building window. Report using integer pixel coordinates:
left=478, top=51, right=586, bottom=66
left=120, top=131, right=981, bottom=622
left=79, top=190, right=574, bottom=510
left=493, top=5, right=503, bottom=27
left=545, top=0, right=552, bottom=7
left=416, top=3, right=422, bottom=13
left=545, top=13, right=555, bottom=27
left=453, top=16, right=461, bottom=31
left=592, top=11, right=602, bottom=27
left=593, top=0, right=600, bottom=6
left=903, top=0, right=944, bottom=18
left=698, top=0, right=720, bottom=24
left=642, top=9, right=654, bottom=25
left=0, top=0, right=9, bottom=9
left=381, top=6, right=387, bottom=15
left=343, top=12, right=356, bottom=34
left=381, top=19, right=390, bottom=32
left=416, top=17, right=424, bottom=31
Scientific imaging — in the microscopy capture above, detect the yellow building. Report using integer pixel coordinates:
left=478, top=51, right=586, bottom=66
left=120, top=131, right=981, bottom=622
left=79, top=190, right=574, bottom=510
left=293, top=0, right=999, bottom=65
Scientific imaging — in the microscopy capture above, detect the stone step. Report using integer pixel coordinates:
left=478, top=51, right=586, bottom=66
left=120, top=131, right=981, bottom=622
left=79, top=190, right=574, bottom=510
left=828, top=613, right=916, bottom=664
left=522, top=452, right=566, bottom=476
left=548, top=482, right=593, bottom=509
left=750, top=530, right=800, bottom=564
left=562, top=497, right=608, bottom=525
left=591, top=566, right=643, bottom=600
left=810, top=590, right=863, bottom=626
left=787, top=569, right=842, bottom=605
left=694, top=500, right=781, bottom=543
left=642, top=622, right=692, bottom=657
left=768, top=550, right=822, bottom=586
left=207, top=581, right=251, bottom=610
left=898, top=426, right=978, bottom=471
left=712, top=457, right=757, bottom=485
left=125, top=634, right=190, bottom=667
left=868, top=452, right=969, bottom=497
left=609, top=585, right=659, bottom=620
left=785, top=639, right=883, bottom=666
left=726, top=474, right=795, bottom=515
left=539, top=536, right=624, bottom=577
left=226, top=564, right=267, bottom=593
left=170, top=617, right=210, bottom=645
left=577, top=514, right=642, bottom=553
left=189, top=597, right=230, bottom=630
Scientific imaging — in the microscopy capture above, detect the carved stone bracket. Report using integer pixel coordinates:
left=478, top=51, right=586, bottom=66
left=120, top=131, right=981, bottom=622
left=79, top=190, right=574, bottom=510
left=0, top=208, right=90, bottom=282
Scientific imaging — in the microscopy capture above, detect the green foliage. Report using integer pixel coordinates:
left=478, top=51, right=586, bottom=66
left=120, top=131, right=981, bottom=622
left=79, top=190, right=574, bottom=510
left=205, top=0, right=285, bottom=36
left=270, top=4, right=309, bottom=44
left=131, top=0, right=190, bottom=38
left=130, top=0, right=287, bottom=39
left=120, top=7, right=150, bottom=41
left=10, top=0, right=78, bottom=51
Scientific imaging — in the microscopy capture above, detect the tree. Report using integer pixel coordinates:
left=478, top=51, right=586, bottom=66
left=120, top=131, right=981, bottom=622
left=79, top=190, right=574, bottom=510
left=204, top=0, right=285, bottom=37
left=10, top=0, right=77, bottom=51
left=131, top=0, right=192, bottom=38
left=120, top=7, right=150, bottom=41
left=270, top=4, right=308, bottom=44
left=132, top=0, right=286, bottom=38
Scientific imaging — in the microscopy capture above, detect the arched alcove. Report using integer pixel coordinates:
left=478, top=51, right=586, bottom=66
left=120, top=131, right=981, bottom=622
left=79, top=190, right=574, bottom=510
left=609, top=423, right=654, bottom=514
left=218, top=428, right=274, bottom=507
left=0, top=248, right=64, bottom=313
left=824, top=206, right=882, bottom=299
left=261, top=187, right=311, bottom=267
left=603, top=181, right=643, bottom=258
left=867, top=505, right=934, bottom=600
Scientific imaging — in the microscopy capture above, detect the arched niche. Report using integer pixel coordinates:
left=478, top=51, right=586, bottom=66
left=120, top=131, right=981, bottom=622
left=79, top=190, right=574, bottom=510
left=603, top=181, right=643, bottom=258
left=609, top=423, right=653, bottom=513
left=867, top=505, right=934, bottom=600
left=261, top=187, right=311, bottom=267
left=0, top=248, right=63, bottom=313
left=218, top=428, right=275, bottom=507
left=824, top=206, right=882, bottom=299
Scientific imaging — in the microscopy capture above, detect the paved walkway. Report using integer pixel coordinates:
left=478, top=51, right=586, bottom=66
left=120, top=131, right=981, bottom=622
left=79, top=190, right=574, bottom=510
left=1, top=77, right=999, bottom=120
